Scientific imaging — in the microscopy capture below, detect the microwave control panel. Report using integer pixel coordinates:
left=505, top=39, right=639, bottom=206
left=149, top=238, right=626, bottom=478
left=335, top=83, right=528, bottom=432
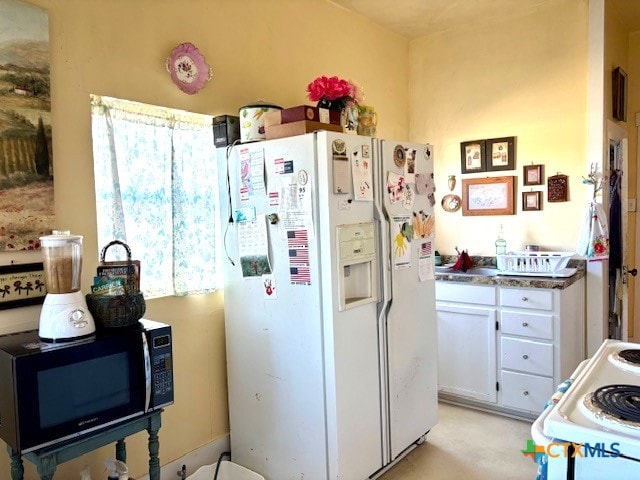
left=148, top=328, right=174, bottom=408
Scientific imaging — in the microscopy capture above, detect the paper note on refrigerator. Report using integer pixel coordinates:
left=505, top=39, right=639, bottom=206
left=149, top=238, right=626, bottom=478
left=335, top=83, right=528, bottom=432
left=239, top=147, right=266, bottom=201
left=403, top=147, right=417, bottom=184
left=392, top=215, right=412, bottom=270
left=262, top=274, right=277, bottom=299
left=238, top=216, right=272, bottom=278
left=387, top=172, right=405, bottom=204
left=279, top=175, right=314, bottom=238
left=351, top=147, right=373, bottom=201
left=418, top=240, right=435, bottom=281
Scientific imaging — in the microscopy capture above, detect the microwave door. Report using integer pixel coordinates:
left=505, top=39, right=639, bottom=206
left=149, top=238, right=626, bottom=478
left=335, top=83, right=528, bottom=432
left=14, top=335, right=146, bottom=452
left=142, top=331, right=151, bottom=412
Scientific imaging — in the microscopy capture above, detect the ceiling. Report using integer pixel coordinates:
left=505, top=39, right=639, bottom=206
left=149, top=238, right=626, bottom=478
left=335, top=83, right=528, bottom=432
left=329, top=0, right=640, bottom=39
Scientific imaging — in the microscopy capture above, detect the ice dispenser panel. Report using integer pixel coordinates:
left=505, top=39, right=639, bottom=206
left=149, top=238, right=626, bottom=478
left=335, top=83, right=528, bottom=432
left=336, top=222, right=378, bottom=311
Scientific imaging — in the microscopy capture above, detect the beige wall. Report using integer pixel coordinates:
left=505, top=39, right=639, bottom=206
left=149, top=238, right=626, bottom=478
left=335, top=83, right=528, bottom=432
left=410, top=0, right=589, bottom=256
left=0, top=1, right=409, bottom=478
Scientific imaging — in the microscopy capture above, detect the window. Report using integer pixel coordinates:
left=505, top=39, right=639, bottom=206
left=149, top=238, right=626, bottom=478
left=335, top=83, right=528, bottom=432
left=90, top=95, right=219, bottom=298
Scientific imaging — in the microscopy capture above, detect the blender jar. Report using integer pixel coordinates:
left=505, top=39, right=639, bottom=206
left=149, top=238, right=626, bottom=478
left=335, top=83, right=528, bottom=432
left=40, top=231, right=83, bottom=294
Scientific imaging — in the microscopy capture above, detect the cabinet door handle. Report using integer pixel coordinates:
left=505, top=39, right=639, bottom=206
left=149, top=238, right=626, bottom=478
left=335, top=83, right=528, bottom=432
left=522, top=322, right=529, bottom=327
left=521, top=296, right=528, bottom=301
left=523, top=390, right=529, bottom=396
left=522, top=354, right=529, bottom=360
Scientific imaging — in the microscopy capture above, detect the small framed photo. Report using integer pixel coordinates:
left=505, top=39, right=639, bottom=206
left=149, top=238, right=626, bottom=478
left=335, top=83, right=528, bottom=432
left=486, top=137, right=516, bottom=171
left=460, top=140, right=486, bottom=174
left=523, top=164, right=544, bottom=186
left=0, top=262, right=47, bottom=310
left=522, top=191, right=542, bottom=211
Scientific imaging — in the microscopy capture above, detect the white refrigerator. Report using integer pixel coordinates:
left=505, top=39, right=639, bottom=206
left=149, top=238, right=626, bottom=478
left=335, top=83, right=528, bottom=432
left=218, top=131, right=437, bottom=479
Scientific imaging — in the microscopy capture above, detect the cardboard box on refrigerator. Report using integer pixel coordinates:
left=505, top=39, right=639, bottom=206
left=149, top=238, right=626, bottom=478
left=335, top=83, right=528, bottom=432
left=265, top=120, right=343, bottom=140
left=264, top=105, right=341, bottom=127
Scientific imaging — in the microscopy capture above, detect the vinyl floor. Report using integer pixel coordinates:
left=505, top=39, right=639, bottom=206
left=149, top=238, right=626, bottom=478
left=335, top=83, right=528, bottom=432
left=378, top=402, right=538, bottom=480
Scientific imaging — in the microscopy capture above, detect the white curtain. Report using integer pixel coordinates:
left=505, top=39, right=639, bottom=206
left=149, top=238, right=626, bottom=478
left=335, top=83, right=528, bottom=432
left=90, top=95, right=218, bottom=298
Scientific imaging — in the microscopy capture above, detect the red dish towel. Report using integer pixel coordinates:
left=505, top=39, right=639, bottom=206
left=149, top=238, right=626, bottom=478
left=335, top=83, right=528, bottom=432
left=452, top=250, right=473, bottom=272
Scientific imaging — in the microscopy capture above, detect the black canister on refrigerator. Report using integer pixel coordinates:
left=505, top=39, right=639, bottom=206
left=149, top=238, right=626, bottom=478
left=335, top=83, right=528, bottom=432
left=213, top=115, right=240, bottom=147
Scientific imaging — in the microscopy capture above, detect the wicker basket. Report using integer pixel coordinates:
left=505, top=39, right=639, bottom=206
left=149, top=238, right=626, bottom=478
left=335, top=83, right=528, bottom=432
left=86, top=240, right=145, bottom=329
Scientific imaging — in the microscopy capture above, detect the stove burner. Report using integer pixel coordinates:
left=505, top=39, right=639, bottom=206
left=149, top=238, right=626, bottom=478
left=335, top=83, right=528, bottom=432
left=619, top=349, right=640, bottom=365
left=590, top=384, right=640, bottom=423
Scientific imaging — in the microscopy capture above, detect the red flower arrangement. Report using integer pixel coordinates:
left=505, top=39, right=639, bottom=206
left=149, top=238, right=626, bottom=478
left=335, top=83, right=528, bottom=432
left=306, top=75, right=363, bottom=110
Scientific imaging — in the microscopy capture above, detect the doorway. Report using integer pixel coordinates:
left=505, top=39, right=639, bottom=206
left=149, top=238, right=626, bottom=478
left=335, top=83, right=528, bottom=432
left=606, top=120, right=630, bottom=342
left=608, top=139, right=623, bottom=339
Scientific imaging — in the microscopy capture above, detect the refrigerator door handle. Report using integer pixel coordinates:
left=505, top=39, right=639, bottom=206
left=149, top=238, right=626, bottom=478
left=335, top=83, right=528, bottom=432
left=374, top=200, right=392, bottom=307
left=374, top=194, right=393, bottom=465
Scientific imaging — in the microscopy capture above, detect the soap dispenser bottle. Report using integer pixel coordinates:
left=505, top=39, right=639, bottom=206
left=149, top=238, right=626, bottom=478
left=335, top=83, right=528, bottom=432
left=495, top=224, right=507, bottom=255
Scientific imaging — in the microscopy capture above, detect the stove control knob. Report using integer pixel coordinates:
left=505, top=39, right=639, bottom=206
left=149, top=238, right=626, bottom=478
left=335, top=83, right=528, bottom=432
left=522, top=322, right=529, bottom=327
left=523, top=390, right=529, bottom=396
left=522, top=354, right=529, bottom=360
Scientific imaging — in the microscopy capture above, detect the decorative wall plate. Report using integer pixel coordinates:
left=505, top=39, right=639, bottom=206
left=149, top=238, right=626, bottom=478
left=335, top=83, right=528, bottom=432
left=441, top=194, right=461, bottom=212
left=166, top=42, right=212, bottom=95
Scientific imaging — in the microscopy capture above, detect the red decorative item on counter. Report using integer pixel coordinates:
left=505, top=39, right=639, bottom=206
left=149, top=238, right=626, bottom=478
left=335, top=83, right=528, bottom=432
left=451, top=248, right=473, bottom=272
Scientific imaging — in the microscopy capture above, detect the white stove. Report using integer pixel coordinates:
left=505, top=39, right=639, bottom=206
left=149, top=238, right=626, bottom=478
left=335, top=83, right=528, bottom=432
left=532, top=339, right=640, bottom=479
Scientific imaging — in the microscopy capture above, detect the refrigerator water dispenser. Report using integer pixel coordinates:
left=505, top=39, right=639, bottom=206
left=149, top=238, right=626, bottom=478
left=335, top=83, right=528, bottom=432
left=336, top=223, right=377, bottom=311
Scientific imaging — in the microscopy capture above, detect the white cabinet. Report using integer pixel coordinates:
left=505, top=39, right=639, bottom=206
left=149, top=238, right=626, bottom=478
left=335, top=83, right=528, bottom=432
left=435, top=277, right=585, bottom=418
left=437, top=303, right=497, bottom=403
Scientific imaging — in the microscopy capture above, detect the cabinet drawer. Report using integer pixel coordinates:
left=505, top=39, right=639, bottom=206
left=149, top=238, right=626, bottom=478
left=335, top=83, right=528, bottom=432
left=500, top=287, right=553, bottom=311
left=501, top=370, right=554, bottom=412
left=501, top=311, right=553, bottom=340
left=501, top=337, right=553, bottom=376
left=436, top=283, right=496, bottom=306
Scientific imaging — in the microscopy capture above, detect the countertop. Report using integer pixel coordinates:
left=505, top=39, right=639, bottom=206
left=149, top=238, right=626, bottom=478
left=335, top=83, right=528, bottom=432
left=435, top=255, right=586, bottom=290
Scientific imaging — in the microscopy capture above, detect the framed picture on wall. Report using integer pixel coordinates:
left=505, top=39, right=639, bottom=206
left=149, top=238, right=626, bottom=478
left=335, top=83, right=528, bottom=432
left=522, top=191, right=542, bottom=211
left=523, top=164, right=543, bottom=186
left=486, top=137, right=516, bottom=171
left=0, top=262, right=47, bottom=310
left=461, top=176, right=515, bottom=216
left=612, top=66, right=627, bottom=122
left=460, top=140, right=486, bottom=174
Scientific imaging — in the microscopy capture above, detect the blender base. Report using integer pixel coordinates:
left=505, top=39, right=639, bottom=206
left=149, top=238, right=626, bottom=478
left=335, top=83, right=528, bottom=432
left=39, top=290, right=96, bottom=342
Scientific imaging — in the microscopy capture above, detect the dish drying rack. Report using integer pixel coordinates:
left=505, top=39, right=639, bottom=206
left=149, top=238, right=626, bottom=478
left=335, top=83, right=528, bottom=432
left=496, top=251, right=576, bottom=277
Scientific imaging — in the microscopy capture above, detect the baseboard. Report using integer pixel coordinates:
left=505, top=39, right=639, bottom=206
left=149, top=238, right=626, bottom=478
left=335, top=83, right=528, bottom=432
left=438, top=393, right=537, bottom=421
left=136, top=434, right=230, bottom=480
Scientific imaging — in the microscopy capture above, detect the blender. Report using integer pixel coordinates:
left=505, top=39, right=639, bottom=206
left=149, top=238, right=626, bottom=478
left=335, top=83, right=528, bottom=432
left=39, top=231, right=95, bottom=342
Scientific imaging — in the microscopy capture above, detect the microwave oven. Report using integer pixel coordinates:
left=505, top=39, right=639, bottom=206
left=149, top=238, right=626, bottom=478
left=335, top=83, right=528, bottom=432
left=0, top=319, right=173, bottom=453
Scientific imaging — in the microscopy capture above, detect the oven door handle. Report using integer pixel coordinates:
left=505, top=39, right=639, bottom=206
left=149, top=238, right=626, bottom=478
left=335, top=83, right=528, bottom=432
left=142, top=332, right=152, bottom=412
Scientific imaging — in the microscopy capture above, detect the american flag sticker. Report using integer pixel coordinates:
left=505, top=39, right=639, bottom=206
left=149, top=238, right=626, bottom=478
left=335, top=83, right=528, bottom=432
left=287, top=230, right=311, bottom=285
left=289, top=248, right=309, bottom=267
left=287, top=230, right=308, bottom=248
left=290, top=267, right=311, bottom=285
left=420, top=241, right=432, bottom=258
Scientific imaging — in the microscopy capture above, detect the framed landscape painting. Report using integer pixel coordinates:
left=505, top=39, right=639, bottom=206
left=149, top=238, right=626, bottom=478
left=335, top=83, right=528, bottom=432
left=0, top=0, right=53, bottom=252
